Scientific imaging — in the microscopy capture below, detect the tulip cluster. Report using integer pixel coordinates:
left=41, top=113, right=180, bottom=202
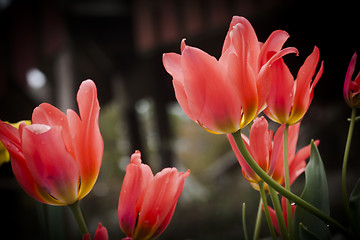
left=163, top=15, right=359, bottom=240
left=0, top=80, right=189, bottom=240
left=1, top=14, right=359, bottom=240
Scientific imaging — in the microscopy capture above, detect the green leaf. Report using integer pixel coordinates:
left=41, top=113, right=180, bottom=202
left=349, top=178, right=360, bottom=237
left=293, top=140, right=331, bottom=240
left=299, top=223, right=321, bottom=240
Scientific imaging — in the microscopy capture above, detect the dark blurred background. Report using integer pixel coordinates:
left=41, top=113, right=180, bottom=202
left=0, top=0, right=359, bottom=239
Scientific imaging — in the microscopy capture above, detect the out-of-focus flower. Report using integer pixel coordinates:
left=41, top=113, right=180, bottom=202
left=268, top=196, right=296, bottom=236
left=227, top=117, right=317, bottom=190
left=163, top=16, right=297, bottom=134
left=0, top=121, right=31, bottom=166
left=0, top=80, right=103, bottom=205
left=264, top=46, right=324, bottom=125
left=83, top=223, right=108, bottom=240
left=118, top=150, right=190, bottom=240
left=344, top=52, right=360, bottom=108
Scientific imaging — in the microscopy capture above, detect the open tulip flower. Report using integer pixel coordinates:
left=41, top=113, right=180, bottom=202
left=227, top=116, right=317, bottom=190
left=0, top=79, right=103, bottom=205
left=163, top=16, right=298, bottom=134
left=343, top=52, right=360, bottom=108
left=264, top=46, right=324, bottom=125
left=118, top=150, right=190, bottom=240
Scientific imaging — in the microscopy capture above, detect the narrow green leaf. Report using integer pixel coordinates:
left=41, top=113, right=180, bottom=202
left=349, top=178, right=360, bottom=237
left=242, top=203, right=249, bottom=240
left=293, top=140, right=331, bottom=240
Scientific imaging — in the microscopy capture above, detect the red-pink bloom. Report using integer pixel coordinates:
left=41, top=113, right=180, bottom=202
left=83, top=223, right=108, bottom=240
left=264, top=46, right=324, bottom=124
left=343, top=52, right=360, bottom=108
left=227, top=117, right=317, bottom=189
left=0, top=80, right=103, bottom=205
left=267, top=196, right=296, bottom=236
left=163, top=16, right=297, bottom=134
left=118, top=150, right=190, bottom=240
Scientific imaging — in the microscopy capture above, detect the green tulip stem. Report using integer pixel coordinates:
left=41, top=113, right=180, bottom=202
left=253, top=197, right=264, bottom=240
left=342, top=107, right=357, bottom=225
left=269, top=186, right=288, bottom=239
left=242, top=203, right=250, bottom=240
left=283, top=124, right=293, bottom=239
left=69, top=201, right=89, bottom=236
left=259, top=182, right=278, bottom=240
left=232, top=130, right=352, bottom=238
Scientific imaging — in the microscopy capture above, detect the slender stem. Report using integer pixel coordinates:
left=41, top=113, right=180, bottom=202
left=283, top=124, right=294, bottom=239
left=259, top=182, right=278, bottom=240
left=253, top=198, right=263, bottom=240
left=242, top=203, right=250, bottom=240
left=68, top=201, right=89, bottom=235
left=232, top=130, right=352, bottom=238
left=269, top=187, right=288, bottom=240
left=342, top=108, right=357, bottom=226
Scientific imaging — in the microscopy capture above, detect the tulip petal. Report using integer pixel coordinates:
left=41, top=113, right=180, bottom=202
left=134, top=168, right=189, bottom=240
left=343, top=53, right=357, bottom=104
left=22, top=124, right=79, bottom=204
left=266, top=57, right=295, bottom=123
left=227, top=24, right=259, bottom=127
left=32, top=103, right=74, bottom=156
left=67, top=80, right=103, bottom=199
left=267, top=205, right=281, bottom=236
left=222, top=16, right=260, bottom=70
left=181, top=45, right=240, bottom=133
left=248, top=117, right=272, bottom=172
left=257, top=47, right=298, bottom=112
left=288, top=47, right=321, bottom=124
left=162, top=52, right=194, bottom=121
left=259, top=30, right=290, bottom=67
left=290, top=140, right=319, bottom=185
left=227, top=133, right=258, bottom=182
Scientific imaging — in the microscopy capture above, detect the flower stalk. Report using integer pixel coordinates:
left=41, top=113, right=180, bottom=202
left=269, top=187, right=288, bottom=239
left=69, top=201, right=89, bottom=236
left=253, top=199, right=263, bottom=240
left=342, top=107, right=357, bottom=225
left=258, top=182, right=277, bottom=240
left=231, top=129, right=352, bottom=238
left=283, top=124, right=293, bottom=239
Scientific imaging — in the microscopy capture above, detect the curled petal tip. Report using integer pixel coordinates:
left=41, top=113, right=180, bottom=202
left=130, top=150, right=142, bottom=164
left=180, top=39, right=187, bottom=53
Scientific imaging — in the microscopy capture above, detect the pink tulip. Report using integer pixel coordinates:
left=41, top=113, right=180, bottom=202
left=343, top=52, right=360, bottom=108
left=118, top=150, right=190, bottom=240
left=227, top=117, right=317, bottom=189
left=163, top=16, right=298, bottom=134
left=0, top=80, right=103, bottom=205
left=264, top=46, right=324, bottom=124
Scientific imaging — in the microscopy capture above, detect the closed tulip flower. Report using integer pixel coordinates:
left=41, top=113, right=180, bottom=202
left=118, top=150, right=190, bottom=240
left=163, top=16, right=297, bottom=134
left=0, top=80, right=103, bottom=205
left=83, top=223, right=108, bottom=240
left=343, top=52, right=360, bottom=108
left=264, top=46, right=324, bottom=125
